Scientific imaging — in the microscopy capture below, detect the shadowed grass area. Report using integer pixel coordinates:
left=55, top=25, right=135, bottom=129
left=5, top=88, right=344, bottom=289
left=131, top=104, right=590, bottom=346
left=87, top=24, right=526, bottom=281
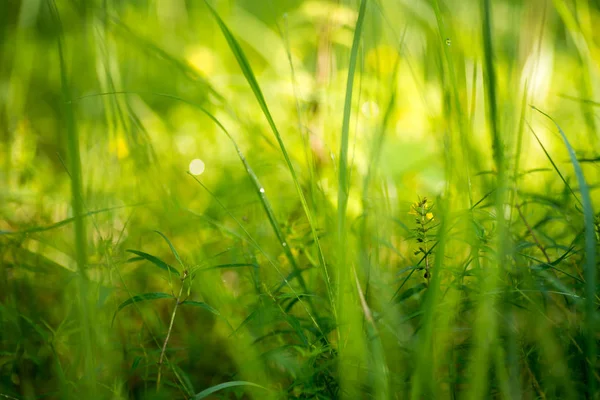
left=1, top=0, right=599, bottom=399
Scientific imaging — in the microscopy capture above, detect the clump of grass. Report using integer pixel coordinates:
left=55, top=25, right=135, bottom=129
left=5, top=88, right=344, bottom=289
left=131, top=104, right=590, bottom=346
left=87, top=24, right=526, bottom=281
left=2, top=0, right=600, bottom=399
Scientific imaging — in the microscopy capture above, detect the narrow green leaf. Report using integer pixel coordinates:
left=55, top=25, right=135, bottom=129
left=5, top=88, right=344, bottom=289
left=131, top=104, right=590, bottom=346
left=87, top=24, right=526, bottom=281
left=528, top=122, right=581, bottom=205
left=394, top=283, right=427, bottom=303
left=179, top=300, right=220, bottom=316
left=126, top=249, right=180, bottom=276
left=112, top=292, right=174, bottom=325
left=198, top=263, right=258, bottom=271
left=193, top=380, right=269, bottom=399
left=532, top=106, right=597, bottom=397
left=203, top=0, right=334, bottom=324
left=154, top=231, right=185, bottom=269
left=338, top=0, right=367, bottom=241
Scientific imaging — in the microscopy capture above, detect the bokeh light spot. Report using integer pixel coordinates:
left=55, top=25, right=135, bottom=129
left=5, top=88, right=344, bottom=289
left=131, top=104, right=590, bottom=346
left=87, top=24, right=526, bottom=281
left=189, top=158, right=206, bottom=176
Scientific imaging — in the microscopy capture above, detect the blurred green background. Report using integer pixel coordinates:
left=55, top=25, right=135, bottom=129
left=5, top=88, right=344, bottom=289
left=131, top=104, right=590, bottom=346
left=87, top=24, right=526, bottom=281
left=1, top=0, right=599, bottom=399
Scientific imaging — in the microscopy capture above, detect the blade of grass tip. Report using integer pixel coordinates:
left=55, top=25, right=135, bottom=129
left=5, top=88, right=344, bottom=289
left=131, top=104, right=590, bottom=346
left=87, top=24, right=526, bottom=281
left=48, top=1, right=96, bottom=396
left=202, top=0, right=335, bottom=317
left=509, top=81, right=529, bottom=214
left=531, top=106, right=597, bottom=397
left=527, top=122, right=582, bottom=206
left=154, top=230, right=185, bottom=270
left=193, top=381, right=269, bottom=400
left=126, top=249, right=180, bottom=277
left=339, top=0, right=367, bottom=251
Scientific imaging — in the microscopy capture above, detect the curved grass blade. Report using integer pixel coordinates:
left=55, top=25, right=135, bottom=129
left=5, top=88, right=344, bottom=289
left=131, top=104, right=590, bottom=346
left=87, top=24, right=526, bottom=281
left=125, top=250, right=180, bottom=276
left=112, top=292, right=174, bottom=326
left=179, top=300, right=220, bottom=316
left=203, top=0, right=334, bottom=315
left=528, top=122, right=581, bottom=205
left=193, top=380, right=269, bottom=399
left=532, top=106, right=597, bottom=397
left=197, top=263, right=259, bottom=272
left=0, top=203, right=147, bottom=235
left=338, top=0, right=367, bottom=243
left=107, top=15, right=223, bottom=103
left=154, top=230, right=185, bottom=270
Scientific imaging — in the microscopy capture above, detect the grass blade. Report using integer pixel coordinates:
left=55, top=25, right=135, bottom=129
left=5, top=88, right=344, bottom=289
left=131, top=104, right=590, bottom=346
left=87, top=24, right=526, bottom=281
left=125, top=249, right=180, bottom=277
left=154, top=230, right=185, bottom=270
left=532, top=106, right=597, bottom=397
left=112, top=292, right=174, bottom=326
left=193, top=380, right=269, bottom=399
left=335, top=0, right=368, bottom=397
left=179, top=300, right=220, bottom=316
left=203, top=0, right=334, bottom=317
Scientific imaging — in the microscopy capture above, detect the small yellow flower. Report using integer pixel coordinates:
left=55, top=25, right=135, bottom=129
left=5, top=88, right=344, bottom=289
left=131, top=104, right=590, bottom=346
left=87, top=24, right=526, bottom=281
left=426, top=212, right=434, bottom=220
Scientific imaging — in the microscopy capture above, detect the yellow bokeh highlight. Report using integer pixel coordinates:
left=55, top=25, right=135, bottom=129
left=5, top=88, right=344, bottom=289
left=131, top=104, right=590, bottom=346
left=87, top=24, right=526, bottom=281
left=109, top=135, right=129, bottom=159
left=366, top=45, right=399, bottom=75
left=187, top=46, right=217, bottom=76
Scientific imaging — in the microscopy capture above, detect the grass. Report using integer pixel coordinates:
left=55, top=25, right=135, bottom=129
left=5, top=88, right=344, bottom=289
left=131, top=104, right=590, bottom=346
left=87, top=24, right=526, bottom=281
left=1, top=0, right=599, bottom=399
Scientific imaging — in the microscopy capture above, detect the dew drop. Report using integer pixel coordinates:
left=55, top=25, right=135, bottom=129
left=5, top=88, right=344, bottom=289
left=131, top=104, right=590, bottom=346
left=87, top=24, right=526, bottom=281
left=259, top=187, right=265, bottom=193
left=282, top=242, right=287, bottom=247
left=445, top=38, right=451, bottom=46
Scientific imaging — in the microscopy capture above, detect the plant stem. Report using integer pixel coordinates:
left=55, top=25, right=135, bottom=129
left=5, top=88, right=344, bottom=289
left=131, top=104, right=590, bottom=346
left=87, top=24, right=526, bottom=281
left=156, top=271, right=187, bottom=392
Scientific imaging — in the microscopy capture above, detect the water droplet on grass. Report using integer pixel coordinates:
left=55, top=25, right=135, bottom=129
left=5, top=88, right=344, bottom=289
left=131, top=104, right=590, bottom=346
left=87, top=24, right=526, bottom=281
left=259, top=187, right=265, bottom=193
left=445, top=38, right=451, bottom=46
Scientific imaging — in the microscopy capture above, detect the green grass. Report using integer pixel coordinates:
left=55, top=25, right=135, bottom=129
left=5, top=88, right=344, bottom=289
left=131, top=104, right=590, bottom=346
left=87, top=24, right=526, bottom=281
left=1, top=0, right=599, bottom=399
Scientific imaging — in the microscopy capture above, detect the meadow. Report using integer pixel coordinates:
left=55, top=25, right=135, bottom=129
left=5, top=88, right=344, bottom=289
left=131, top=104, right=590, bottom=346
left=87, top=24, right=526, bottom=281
left=1, top=0, right=599, bottom=398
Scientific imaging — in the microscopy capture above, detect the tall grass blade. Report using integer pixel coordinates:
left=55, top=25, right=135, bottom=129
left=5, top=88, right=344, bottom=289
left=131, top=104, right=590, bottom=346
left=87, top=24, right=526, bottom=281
left=49, top=1, right=96, bottom=396
left=202, top=0, right=334, bottom=315
left=532, top=106, right=597, bottom=397
left=336, top=0, right=368, bottom=397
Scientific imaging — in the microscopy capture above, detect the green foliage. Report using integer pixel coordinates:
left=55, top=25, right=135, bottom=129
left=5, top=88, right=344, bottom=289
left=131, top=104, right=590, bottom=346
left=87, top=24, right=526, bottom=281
left=1, top=0, right=599, bottom=399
